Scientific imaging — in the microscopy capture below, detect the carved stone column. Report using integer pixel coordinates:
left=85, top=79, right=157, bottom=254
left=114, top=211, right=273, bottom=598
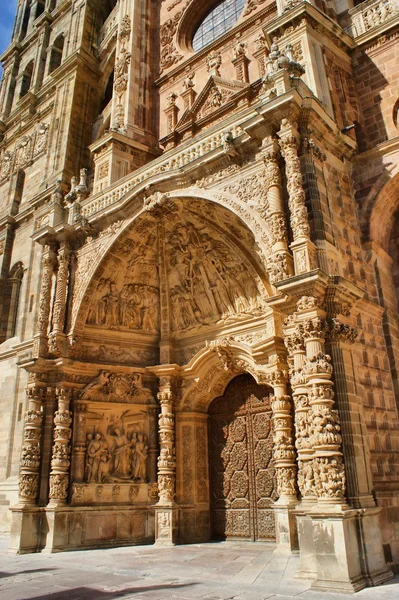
left=48, top=388, right=73, bottom=506
left=302, top=318, right=346, bottom=507
left=262, top=137, right=294, bottom=284
left=71, top=402, right=88, bottom=484
left=269, top=369, right=298, bottom=554
left=18, top=386, right=45, bottom=505
left=283, top=296, right=393, bottom=590
left=284, top=324, right=315, bottom=506
left=284, top=319, right=317, bottom=578
left=278, top=119, right=317, bottom=277
left=9, top=385, right=45, bottom=554
left=33, top=244, right=56, bottom=358
left=48, top=244, right=70, bottom=357
left=155, top=374, right=178, bottom=545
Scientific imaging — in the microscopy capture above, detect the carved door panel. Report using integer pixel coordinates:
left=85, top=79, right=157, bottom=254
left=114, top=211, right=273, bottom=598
left=209, top=374, right=276, bottom=541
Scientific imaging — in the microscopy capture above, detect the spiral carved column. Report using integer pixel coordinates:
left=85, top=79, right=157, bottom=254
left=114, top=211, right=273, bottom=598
left=48, top=388, right=73, bottom=506
left=155, top=374, right=178, bottom=545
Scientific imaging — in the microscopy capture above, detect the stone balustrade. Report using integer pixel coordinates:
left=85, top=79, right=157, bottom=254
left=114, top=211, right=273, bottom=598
left=347, top=0, right=399, bottom=38
left=80, top=125, right=244, bottom=218
left=98, top=1, right=120, bottom=48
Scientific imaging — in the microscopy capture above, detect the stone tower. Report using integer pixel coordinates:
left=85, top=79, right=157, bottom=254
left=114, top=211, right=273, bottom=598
left=0, top=0, right=398, bottom=593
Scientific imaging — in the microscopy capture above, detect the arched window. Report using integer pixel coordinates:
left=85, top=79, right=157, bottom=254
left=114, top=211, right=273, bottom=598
left=0, top=262, right=24, bottom=342
left=49, top=0, right=57, bottom=11
left=20, top=61, right=34, bottom=99
left=48, top=34, right=65, bottom=74
left=192, top=0, right=246, bottom=52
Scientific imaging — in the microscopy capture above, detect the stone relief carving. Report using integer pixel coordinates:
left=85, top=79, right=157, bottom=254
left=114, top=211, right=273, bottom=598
left=0, top=123, right=49, bottom=182
left=82, top=200, right=266, bottom=338
left=84, top=410, right=149, bottom=484
left=159, top=8, right=185, bottom=71
left=243, top=0, right=268, bottom=15
left=81, top=371, right=153, bottom=404
left=69, top=340, right=158, bottom=366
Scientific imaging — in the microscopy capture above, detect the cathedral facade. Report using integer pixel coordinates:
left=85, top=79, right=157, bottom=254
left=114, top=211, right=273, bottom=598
left=0, top=0, right=398, bottom=592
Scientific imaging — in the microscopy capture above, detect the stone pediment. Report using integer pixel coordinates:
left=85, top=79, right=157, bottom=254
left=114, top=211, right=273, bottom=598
left=176, top=76, right=248, bottom=130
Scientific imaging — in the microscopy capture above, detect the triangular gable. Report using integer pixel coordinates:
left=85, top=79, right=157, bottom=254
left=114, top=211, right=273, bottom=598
left=176, top=76, right=248, bottom=129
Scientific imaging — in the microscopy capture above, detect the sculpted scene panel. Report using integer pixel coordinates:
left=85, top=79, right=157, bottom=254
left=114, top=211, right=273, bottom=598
left=83, top=199, right=268, bottom=342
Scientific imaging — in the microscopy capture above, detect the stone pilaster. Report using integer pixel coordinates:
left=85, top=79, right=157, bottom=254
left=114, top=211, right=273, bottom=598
left=71, top=402, right=87, bottom=484
left=148, top=407, right=159, bottom=484
left=164, top=93, right=179, bottom=135
left=232, top=53, right=250, bottom=83
left=48, top=388, right=73, bottom=506
left=33, top=244, right=56, bottom=358
left=48, top=244, right=70, bottom=357
left=155, top=374, right=178, bottom=545
left=278, top=120, right=317, bottom=276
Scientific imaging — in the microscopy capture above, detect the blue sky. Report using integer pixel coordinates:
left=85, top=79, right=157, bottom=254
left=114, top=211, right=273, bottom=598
left=0, top=1, right=17, bottom=56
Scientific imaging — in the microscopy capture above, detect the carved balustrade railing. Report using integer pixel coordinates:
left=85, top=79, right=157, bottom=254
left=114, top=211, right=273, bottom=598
left=347, top=0, right=399, bottom=37
left=80, top=125, right=244, bottom=219
left=98, top=1, right=120, bottom=49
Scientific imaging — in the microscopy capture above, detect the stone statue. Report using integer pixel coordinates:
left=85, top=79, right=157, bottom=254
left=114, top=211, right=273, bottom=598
left=133, top=433, right=148, bottom=481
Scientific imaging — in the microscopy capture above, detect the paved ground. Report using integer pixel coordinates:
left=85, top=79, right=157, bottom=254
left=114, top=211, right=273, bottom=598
left=0, top=537, right=398, bottom=600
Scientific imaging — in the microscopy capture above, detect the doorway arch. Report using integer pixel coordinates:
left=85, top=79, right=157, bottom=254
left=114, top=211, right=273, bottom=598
left=208, top=374, right=276, bottom=541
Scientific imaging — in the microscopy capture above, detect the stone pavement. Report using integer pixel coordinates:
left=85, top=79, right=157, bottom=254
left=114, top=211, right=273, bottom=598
left=0, top=537, right=398, bottom=600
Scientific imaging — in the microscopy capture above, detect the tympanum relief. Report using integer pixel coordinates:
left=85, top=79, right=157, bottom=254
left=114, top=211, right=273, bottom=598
left=83, top=199, right=268, bottom=348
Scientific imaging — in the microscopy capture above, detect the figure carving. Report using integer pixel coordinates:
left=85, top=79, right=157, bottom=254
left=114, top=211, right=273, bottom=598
left=84, top=417, right=149, bottom=484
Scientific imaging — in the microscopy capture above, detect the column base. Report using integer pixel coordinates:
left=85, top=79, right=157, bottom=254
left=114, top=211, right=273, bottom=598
left=41, top=506, right=70, bottom=553
left=295, top=513, right=317, bottom=579
left=154, top=505, right=179, bottom=546
left=309, top=507, right=393, bottom=593
left=273, top=498, right=299, bottom=555
left=8, top=505, right=44, bottom=554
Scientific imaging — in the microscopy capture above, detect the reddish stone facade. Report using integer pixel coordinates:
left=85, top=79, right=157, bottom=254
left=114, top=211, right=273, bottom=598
left=0, top=0, right=398, bottom=593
